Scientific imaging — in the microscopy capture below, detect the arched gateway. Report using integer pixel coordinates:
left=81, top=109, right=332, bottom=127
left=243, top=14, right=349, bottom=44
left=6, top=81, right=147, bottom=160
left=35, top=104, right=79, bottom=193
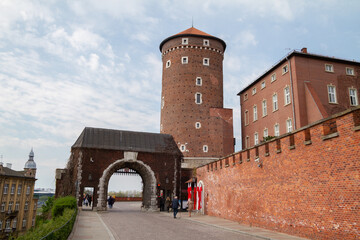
left=55, top=127, right=182, bottom=211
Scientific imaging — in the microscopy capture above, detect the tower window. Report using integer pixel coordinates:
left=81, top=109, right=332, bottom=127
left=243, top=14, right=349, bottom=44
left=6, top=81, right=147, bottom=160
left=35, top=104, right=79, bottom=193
left=195, top=122, right=201, bottom=129
left=182, top=56, right=188, bottom=64
left=196, top=77, right=202, bottom=86
left=182, top=38, right=188, bottom=45
left=203, top=145, right=208, bottom=152
left=166, top=60, right=171, bottom=68
left=161, top=96, right=165, bottom=109
left=195, top=93, right=202, bottom=104
left=203, top=58, right=209, bottom=66
left=282, top=64, right=289, bottom=74
left=180, top=144, right=186, bottom=152
left=203, top=39, right=209, bottom=46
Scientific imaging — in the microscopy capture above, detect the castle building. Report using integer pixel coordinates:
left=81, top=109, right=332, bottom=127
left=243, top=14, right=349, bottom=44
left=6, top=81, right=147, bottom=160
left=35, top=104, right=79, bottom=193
left=0, top=149, right=38, bottom=238
left=159, top=27, right=234, bottom=168
left=238, top=48, right=360, bottom=149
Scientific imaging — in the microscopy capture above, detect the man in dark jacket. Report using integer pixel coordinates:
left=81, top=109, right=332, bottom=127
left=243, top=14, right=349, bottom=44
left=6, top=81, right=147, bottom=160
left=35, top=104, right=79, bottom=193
left=172, top=196, right=179, bottom=218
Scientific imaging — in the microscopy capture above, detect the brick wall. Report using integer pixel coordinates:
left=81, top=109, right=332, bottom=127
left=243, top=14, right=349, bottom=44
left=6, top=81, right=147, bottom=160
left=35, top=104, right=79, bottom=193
left=197, top=107, right=360, bottom=240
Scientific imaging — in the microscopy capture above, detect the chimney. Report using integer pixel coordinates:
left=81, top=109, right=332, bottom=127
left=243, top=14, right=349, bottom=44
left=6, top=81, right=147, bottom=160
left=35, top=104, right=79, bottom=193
left=6, top=163, right=12, bottom=169
left=301, top=47, right=308, bottom=53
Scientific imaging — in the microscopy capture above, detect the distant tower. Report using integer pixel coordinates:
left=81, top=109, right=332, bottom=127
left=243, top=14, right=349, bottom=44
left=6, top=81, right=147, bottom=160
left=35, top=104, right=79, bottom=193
left=159, top=27, right=234, bottom=168
left=24, top=148, right=37, bottom=178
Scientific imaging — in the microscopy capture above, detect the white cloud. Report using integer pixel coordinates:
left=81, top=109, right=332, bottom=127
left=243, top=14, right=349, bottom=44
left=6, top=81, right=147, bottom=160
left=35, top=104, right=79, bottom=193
left=233, top=31, right=258, bottom=48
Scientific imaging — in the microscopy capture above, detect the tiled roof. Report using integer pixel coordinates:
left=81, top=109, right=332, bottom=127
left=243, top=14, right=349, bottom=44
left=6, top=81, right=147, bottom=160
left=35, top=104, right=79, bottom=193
left=72, top=127, right=182, bottom=155
left=174, top=27, right=213, bottom=37
left=2, top=167, right=26, bottom=178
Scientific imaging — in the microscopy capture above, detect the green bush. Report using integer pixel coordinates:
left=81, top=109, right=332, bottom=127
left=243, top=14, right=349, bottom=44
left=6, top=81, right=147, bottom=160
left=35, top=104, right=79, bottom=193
left=52, top=196, right=77, bottom=218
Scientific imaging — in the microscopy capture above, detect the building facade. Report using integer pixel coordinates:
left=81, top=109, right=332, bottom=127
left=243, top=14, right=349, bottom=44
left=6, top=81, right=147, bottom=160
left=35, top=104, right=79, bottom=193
left=238, top=48, right=360, bottom=149
left=159, top=27, right=234, bottom=168
left=0, top=150, right=37, bottom=239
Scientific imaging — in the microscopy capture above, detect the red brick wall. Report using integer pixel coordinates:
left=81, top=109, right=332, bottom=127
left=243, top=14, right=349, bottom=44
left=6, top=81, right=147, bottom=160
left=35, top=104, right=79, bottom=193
left=197, top=107, right=360, bottom=240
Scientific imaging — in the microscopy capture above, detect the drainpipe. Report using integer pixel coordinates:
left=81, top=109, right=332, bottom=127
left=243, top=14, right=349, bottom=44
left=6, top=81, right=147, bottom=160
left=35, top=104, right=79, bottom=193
left=286, top=56, right=296, bottom=130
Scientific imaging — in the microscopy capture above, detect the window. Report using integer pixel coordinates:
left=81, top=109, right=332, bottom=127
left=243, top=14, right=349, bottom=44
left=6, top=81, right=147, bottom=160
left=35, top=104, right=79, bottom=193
left=5, top=220, right=10, bottom=230
left=160, top=124, right=163, bottom=131
left=273, top=93, right=278, bottom=111
left=203, top=145, right=208, bottom=152
left=245, top=136, right=250, bottom=149
left=282, top=64, right=288, bottom=74
left=262, top=100, right=267, bottom=117
left=11, top=184, right=15, bottom=194
left=325, top=64, right=334, bottom=72
left=346, top=67, right=354, bottom=76
left=196, top=77, right=202, bottom=86
left=244, top=93, right=248, bottom=101
left=274, top=124, right=280, bottom=137
left=203, top=58, right=209, bottom=66
left=263, top=128, right=268, bottom=138
left=4, top=184, right=9, bottom=194
left=17, top=185, right=22, bottom=195
left=182, top=38, right=188, bottom=45
left=182, top=56, right=188, bottom=64
left=271, top=73, right=276, bottom=82
left=253, top=105, right=258, bottom=121
left=195, top=93, right=202, bottom=104
left=349, top=88, right=358, bottom=106
left=328, top=85, right=337, bottom=103
left=15, top=202, right=19, bottom=211
left=166, top=60, right=171, bottom=68
left=8, top=202, right=13, bottom=212
left=26, top=186, right=30, bottom=195
left=161, top=96, right=164, bottom=109
left=244, top=110, right=249, bottom=126
left=203, top=39, right=209, bottom=46
left=254, top=133, right=259, bottom=145
left=1, top=202, right=5, bottom=212
left=261, top=81, right=266, bottom=89
left=195, top=122, right=201, bottom=129
left=22, top=218, right=26, bottom=228
left=13, top=218, right=17, bottom=229
left=180, top=144, right=186, bottom=152
left=286, top=119, right=293, bottom=133
left=252, top=87, right=256, bottom=95
left=24, top=202, right=28, bottom=211
left=284, top=86, right=291, bottom=105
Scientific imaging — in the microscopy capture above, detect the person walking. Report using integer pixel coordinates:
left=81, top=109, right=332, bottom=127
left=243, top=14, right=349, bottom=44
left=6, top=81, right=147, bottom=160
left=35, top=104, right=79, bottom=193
left=172, top=196, right=179, bottom=218
left=165, top=196, right=171, bottom=212
left=188, top=198, right=193, bottom=217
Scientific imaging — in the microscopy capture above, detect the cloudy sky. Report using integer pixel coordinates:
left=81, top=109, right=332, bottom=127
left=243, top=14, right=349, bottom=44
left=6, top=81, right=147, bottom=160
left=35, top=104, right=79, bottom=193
left=1, top=0, right=359, bottom=190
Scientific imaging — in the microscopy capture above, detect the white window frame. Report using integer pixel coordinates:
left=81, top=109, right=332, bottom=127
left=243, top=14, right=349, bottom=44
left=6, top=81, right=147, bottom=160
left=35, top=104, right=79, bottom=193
left=253, top=105, right=258, bottom=121
left=274, top=123, right=280, bottom=137
left=244, top=110, right=249, bottom=126
left=262, top=100, right=267, bottom=117
left=244, top=93, right=248, bottom=101
left=254, top=132, right=259, bottom=145
left=203, top=39, right=210, bottom=46
left=195, top=122, right=201, bottom=129
left=182, top=38, right=188, bottom=45
left=261, top=81, right=266, bottom=89
left=1, top=202, right=5, bottom=212
left=286, top=118, right=293, bottom=133
left=271, top=73, right=276, bottom=82
left=17, top=185, right=22, bottom=195
left=180, top=144, right=186, bottom=152
left=195, top=93, right=202, bottom=104
left=325, top=64, right=334, bottom=72
left=161, top=96, right=164, bottom=109
left=5, top=220, right=10, bottom=230
left=282, top=64, right=289, bottom=74
left=196, top=77, right=202, bottom=86
left=349, top=88, right=358, bottom=106
left=263, top=128, right=268, bottom=138
left=252, top=87, right=256, bottom=95
left=166, top=60, right=171, bottom=68
left=203, top=145, right=208, bottom=152
left=273, top=93, right=278, bottom=111
left=182, top=56, right=188, bottom=64
left=284, top=86, right=291, bottom=105
left=4, top=184, right=8, bottom=194
left=346, top=67, right=354, bottom=76
left=11, top=184, right=15, bottom=194
left=203, top=58, right=209, bottom=66
left=327, top=85, right=337, bottom=103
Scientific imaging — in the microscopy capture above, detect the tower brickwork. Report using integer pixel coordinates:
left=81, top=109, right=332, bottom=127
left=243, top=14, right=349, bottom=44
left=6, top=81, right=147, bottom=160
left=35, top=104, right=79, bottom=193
left=160, top=27, right=234, bottom=168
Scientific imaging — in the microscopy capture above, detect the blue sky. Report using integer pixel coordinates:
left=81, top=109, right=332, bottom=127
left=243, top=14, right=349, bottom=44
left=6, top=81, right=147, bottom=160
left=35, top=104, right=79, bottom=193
left=1, top=0, right=359, bottom=190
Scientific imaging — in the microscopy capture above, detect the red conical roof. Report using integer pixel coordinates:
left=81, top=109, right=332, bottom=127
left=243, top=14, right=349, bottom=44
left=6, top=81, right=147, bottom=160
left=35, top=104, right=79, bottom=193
left=173, top=27, right=213, bottom=37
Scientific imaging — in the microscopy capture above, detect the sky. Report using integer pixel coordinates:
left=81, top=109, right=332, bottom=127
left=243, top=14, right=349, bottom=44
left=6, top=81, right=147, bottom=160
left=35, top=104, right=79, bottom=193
left=1, top=0, right=360, bottom=191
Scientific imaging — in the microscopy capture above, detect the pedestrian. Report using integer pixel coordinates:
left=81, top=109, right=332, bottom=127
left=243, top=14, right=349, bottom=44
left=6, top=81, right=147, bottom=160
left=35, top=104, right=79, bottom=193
left=107, top=196, right=113, bottom=209
left=172, top=196, right=179, bottom=218
left=165, top=196, right=171, bottom=212
left=88, top=195, right=92, bottom=207
left=160, top=196, right=165, bottom=211
left=188, top=198, right=193, bottom=217
left=85, top=194, right=89, bottom=206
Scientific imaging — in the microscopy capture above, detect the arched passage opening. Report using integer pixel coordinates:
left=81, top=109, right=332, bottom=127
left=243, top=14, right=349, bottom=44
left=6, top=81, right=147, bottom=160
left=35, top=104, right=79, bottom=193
left=97, top=152, right=157, bottom=211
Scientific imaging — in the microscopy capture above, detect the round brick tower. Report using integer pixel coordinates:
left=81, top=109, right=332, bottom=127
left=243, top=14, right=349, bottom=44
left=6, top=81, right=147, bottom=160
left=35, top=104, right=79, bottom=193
left=159, top=27, right=234, bottom=168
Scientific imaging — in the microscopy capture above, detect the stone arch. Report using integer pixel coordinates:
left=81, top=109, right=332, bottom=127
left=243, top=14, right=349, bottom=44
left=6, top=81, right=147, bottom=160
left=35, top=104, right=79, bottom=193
left=97, top=152, right=157, bottom=211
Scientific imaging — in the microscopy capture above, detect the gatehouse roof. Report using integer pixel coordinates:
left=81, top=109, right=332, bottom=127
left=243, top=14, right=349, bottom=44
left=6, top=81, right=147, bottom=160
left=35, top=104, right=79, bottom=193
left=72, top=127, right=182, bottom=155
